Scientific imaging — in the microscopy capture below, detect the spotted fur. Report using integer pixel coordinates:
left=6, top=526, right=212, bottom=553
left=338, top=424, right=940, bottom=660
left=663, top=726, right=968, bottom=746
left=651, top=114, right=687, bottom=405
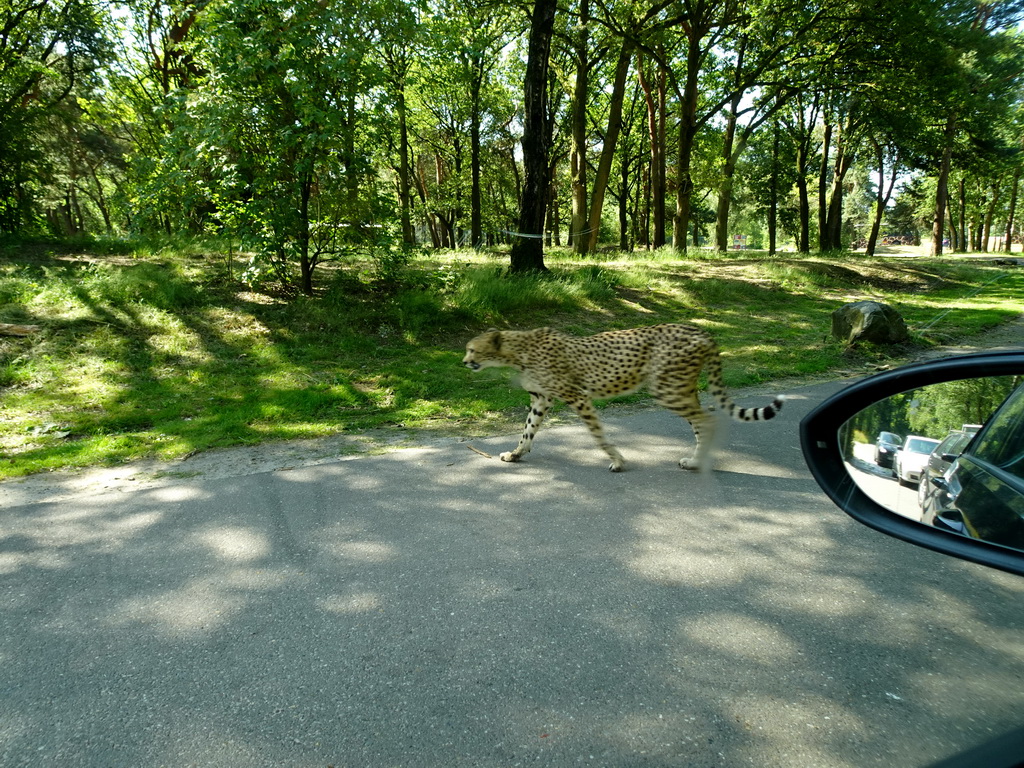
left=463, top=324, right=785, bottom=472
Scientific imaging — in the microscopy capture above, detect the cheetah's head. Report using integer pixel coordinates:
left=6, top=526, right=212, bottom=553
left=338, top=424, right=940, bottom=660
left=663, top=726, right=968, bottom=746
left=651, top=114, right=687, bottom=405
left=463, top=329, right=503, bottom=371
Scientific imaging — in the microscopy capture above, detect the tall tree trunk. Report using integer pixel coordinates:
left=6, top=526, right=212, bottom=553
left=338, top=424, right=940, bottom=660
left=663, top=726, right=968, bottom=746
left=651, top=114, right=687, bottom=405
left=768, top=120, right=779, bottom=256
left=618, top=154, right=630, bottom=251
left=586, top=38, right=633, bottom=252
left=795, top=149, right=810, bottom=253
left=636, top=54, right=665, bottom=248
left=824, top=145, right=852, bottom=250
left=983, top=182, right=1000, bottom=252
left=932, top=115, right=957, bottom=256
left=947, top=196, right=959, bottom=252
left=673, top=32, right=702, bottom=252
left=785, top=93, right=819, bottom=255
left=957, top=176, right=966, bottom=252
left=396, top=87, right=415, bottom=245
left=434, top=156, right=450, bottom=248
left=87, top=164, right=113, bottom=232
left=1006, top=167, right=1020, bottom=253
left=713, top=38, right=748, bottom=254
left=570, top=0, right=589, bottom=253
left=656, top=66, right=667, bottom=248
left=298, top=173, right=314, bottom=295
left=866, top=138, right=899, bottom=257
left=714, top=99, right=740, bottom=253
left=638, top=163, right=649, bottom=248
left=642, top=164, right=650, bottom=248
left=866, top=140, right=884, bottom=256
left=817, top=121, right=832, bottom=251
left=510, top=0, right=557, bottom=273
left=546, top=178, right=561, bottom=246
left=469, top=62, right=484, bottom=248
left=343, top=89, right=360, bottom=222
left=453, top=137, right=465, bottom=246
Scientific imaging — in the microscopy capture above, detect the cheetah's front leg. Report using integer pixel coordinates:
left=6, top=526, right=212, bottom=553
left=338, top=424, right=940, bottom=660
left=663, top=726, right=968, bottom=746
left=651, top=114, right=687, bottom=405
left=500, top=392, right=552, bottom=464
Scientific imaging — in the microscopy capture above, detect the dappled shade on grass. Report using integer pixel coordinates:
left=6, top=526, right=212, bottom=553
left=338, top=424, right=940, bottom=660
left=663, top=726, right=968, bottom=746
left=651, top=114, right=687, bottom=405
left=1, top=243, right=1021, bottom=477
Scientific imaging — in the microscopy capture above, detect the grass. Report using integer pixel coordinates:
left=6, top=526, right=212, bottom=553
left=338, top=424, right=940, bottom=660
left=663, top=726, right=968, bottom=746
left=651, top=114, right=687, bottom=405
left=1, top=236, right=1022, bottom=479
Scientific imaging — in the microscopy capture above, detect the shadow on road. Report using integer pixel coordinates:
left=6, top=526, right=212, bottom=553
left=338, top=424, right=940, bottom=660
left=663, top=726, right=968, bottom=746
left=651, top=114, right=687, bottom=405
left=2, top=383, right=1022, bottom=767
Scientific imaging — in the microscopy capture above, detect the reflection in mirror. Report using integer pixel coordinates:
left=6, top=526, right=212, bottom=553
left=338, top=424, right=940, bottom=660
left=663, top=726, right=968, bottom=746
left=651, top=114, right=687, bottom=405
left=839, top=375, right=1024, bottom=552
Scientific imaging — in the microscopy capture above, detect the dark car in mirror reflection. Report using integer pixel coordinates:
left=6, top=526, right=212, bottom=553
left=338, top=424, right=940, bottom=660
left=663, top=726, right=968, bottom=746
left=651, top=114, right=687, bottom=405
left=917, top=429, right=977, bottom=510
left=920, top=382, right=1024, bottom=550
left=873, top=430, right=903, bottom=469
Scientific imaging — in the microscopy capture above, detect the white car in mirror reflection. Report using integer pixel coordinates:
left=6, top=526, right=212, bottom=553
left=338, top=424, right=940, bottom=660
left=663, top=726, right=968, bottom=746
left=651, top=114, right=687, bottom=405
left=894, top=435, right=940, bottom=487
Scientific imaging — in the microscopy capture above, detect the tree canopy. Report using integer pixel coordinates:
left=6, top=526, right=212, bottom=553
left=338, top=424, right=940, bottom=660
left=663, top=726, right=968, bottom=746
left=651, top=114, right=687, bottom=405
left=3, top=0, right=1024, bottom=289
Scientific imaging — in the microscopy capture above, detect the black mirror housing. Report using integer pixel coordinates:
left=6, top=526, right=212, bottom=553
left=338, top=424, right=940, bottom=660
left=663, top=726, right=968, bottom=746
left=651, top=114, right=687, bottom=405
left=800, top=351, right=1024, bottom=577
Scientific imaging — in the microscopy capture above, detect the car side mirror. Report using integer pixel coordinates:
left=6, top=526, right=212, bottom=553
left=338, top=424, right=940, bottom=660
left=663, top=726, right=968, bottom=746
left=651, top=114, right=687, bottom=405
left=933, top=510, right=968, bottom=536
left=800, top=351, right=1024, bottom=577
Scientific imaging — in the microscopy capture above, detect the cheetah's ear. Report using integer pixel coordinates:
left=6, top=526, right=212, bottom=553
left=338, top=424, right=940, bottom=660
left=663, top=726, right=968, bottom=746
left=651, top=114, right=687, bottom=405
left=486, top=329, right=502, bottom=350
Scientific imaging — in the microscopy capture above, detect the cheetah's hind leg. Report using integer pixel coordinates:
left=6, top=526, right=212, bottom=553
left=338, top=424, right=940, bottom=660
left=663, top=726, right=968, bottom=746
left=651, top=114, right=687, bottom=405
left=656, top=395, right=723, bottom=472
left=678, top=407, right=728, bottom=472
left=567, top=397, right=625, bottom=472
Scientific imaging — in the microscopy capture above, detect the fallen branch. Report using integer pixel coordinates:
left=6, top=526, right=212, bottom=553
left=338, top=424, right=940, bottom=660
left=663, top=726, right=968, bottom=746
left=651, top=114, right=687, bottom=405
left=0, top=323, right=41, bottom=337
left=467, top=444, right=493, bottom=459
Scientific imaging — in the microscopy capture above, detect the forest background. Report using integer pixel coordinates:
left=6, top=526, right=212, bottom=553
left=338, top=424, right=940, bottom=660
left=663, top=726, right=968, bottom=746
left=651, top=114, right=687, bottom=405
left=5, top=0, right=1024, bottom=277
left=2, top=0, right=1024, bottom=476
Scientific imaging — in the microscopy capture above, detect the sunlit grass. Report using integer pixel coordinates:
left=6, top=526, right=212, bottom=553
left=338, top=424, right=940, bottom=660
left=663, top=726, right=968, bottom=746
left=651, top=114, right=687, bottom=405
left=0, top=239, right=1021, bottom=478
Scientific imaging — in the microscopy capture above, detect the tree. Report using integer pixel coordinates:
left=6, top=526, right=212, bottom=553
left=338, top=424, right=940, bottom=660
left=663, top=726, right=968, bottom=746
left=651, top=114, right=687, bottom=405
left=509, top=0, right=557, bottom=273
left=926, top=0, right=1024, bottom=255
left=585, top=36, right=633, bottom=253
left=413, top=1, right=515, bottom=249
left=568, top=0, right=589, bottom=254
left=375, top=0, right=425, bottom=247
left=183, top=0, right=377, bottom=293
left=0, top=0, right=110, bottom=231
left=777, top=92, right=820, bottom=253
left=615, top=0, right=840, bottom=253
left=455, top=1, right=512, bottom=249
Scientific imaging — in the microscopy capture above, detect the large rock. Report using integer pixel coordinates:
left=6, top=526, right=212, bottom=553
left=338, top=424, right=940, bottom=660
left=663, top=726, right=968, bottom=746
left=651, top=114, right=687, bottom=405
left=831, top=301, right=909, bottom=344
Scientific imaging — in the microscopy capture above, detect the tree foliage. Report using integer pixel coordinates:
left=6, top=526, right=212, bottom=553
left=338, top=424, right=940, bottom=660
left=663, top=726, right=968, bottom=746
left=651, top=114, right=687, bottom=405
left=3, top=0, right=1024, bottom=289
left=1, top=0, right=110, bottom=231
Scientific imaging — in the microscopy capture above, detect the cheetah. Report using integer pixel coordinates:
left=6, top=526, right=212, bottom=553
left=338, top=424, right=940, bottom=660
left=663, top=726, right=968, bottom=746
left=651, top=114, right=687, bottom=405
left=463, top=324, right=785, bottom=472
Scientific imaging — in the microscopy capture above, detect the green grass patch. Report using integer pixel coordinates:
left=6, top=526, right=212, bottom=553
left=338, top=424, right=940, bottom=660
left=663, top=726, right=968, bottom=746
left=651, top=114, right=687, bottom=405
left=1, top=242, right=1021, bottom=478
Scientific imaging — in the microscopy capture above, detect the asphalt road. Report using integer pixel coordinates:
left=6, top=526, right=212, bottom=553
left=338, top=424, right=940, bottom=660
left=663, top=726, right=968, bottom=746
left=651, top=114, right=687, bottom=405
left=2, top=376, right=1023, bottom=768
left=848, top=442, right=924, bottom=522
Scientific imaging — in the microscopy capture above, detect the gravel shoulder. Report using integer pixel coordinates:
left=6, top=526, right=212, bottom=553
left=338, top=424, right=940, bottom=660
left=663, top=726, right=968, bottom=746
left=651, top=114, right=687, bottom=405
left=3, top=312, right=1022, bottom=507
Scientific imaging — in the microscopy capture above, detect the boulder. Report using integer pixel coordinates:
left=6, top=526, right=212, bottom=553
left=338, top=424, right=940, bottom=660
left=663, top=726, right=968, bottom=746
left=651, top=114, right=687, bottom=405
left=831, top=301, right=909, bottom=344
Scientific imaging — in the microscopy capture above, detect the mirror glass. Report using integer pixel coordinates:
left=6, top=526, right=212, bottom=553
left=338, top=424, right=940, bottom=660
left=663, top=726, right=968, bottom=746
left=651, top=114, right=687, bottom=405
left=840, top=375, right=1024, bottom=551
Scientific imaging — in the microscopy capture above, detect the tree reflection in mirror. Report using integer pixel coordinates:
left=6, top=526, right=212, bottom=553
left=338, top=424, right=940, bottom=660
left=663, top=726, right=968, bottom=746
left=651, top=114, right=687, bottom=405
left=839, top=375, right=1024, bottom=551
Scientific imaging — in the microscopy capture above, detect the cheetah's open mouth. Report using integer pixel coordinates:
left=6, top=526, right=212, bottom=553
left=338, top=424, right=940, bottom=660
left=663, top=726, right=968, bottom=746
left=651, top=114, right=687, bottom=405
left=466, top=362, right=481, bottom=371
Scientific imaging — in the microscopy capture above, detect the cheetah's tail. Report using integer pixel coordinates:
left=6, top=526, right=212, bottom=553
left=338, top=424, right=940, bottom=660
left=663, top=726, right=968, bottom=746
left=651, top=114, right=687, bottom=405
left=705, top=352, right=786, bottom=422
left=726, top=394, right=787, bottom=422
